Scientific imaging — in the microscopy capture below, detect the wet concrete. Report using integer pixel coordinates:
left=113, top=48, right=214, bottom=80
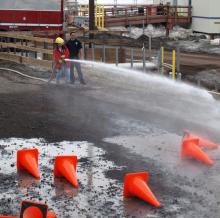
left=0, top=62, right=220, bottom=217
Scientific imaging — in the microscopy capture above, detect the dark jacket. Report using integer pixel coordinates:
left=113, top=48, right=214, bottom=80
left=66, top=39, right=82, bottom=59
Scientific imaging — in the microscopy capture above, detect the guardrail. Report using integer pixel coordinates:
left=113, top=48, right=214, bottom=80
left=158, top=46, right=181, bottom=80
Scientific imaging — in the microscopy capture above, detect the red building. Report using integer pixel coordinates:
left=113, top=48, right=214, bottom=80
left=0, top=0, right=64, bottom=31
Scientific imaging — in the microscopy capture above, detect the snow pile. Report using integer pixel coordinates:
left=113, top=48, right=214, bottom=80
left=120, top=24, right=193, bottom=40
left=210, top=38, right=220, bottom=46
left=127, top=27, right=144, bottom=39
left=144, top=24, right=166, bottom=38
left=169, top=26, right=193, bottom=39
left=107, top=26, right=127, bottom=32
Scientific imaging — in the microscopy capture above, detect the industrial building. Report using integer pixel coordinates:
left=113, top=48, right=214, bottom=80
left=154, top=0, right=220, bottom=35
left=192, top=0, right=220, bottom=35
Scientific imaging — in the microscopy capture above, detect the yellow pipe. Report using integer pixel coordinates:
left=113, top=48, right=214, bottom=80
left=98, top=5, right=101, bottom=29
left=161, top=46, right=164, bottom=74
left=95, top=5, right=97, bottom=26
left=87, top=4, right=89, bottom=17
left=172, top=49, right=176, bottom=81
left=102, top=5, right=105, bottom=30
left=79, top=4, right=82, bottom=16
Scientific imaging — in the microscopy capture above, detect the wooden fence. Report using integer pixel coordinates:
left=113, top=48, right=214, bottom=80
left=0, top=31, right=157, bottom=70
left=0, top=32, right=54, bottom=69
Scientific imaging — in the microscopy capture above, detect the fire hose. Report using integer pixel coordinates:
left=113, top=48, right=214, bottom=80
left=0, top=67, right=48, bottom=83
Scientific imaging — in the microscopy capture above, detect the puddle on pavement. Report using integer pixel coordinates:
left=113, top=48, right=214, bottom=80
left=1, top=136, right=218, bottom=217
left=0, top=138, right=124, bottom=217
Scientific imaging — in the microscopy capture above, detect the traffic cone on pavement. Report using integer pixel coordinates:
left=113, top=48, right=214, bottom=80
left=123, top=172, right=161, bottom=208
left=54, top=156, right=78, bottom=188
left=20, top=200, right=56, bottom=218
left=47, top=211, right=57, bottom=218
left=17, top=148, right=40, bottom=179
left=184, top=131, right=218, bottom=149
left=181, top=137, right=214, bottom=166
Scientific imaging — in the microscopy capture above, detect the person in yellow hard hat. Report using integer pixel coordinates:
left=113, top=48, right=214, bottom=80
left=53, top=37, right=70, bottom=84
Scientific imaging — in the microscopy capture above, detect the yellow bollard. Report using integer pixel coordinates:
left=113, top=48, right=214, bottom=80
left=98, top=5, right=101, bottom=29
left=102, top=5, right=105, bottom=30
left=95, top=5, right=97, bottom=27
left=172, top=49, right=176, bottom=81
left=161, top=47, right=164, bottom=75
left=87, top=4, right=89, bottom=17
left=79, top=4, right=82, bottom=16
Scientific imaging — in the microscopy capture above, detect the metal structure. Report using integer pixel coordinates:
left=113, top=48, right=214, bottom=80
left=79, top=4, right=192, bottom=35
left=89, top=0, right=95, bottom=38
left=66, top=0, right=79, bottom=15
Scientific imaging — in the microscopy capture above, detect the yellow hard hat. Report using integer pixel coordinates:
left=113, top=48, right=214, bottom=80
left=55, top=37, right=64, bottom=44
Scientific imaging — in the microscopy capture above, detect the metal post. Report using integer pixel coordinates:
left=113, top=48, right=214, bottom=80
left=14, top=38, right=16, bottom=54
left=116, top=47, right=119, bottom=66
left=129, top=23, right=132, bottom=37
left=89, top=0, right=95, bottom=40
left=215, top=83, right=218, bottom=92
left=43, top=42, right=48, bottom=60
left=80, top=4, right=82, bottom=16
left=157, top=49, right=162, bottom=74
left=102, top=5, right=105, bottom=30
left=25, top=40, right=28, bottom=57
left=34, top=41, right=37, bottom=59
left=176, top=46, right=180, bottom=73
left=197, top=79, right=201, bottom=87
left=0, top=37, right=2, bottom=53
left=142, top=20, right=145, bottom=35
left=91, top=43, right=95, bottom=61
left=98, top=5, right=101, bottom=29
left=149, top=35, right=152, bottom=58
left=130, top=48, right=134, bottom=68
left=102, top=45, right=106, bottom=62
left=20, top=40, right=23, bottom=56
left=82, top=42, right=86, bottom=60
left=142, top=44, right=146, bottom=72
left=95, top=5, right=97, bottom=27
left=7, top=38, right=10, bottom=53
left=161, top=46, right=164, bottom=74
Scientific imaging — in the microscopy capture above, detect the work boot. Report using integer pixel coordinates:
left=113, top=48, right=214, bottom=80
left=80, top=80, right=86, bottom=85
left=56, top=80, right=60, bottom=85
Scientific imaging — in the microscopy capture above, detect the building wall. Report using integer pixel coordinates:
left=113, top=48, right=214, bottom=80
left=192, top=0, right=220, bottom=34
left=153, top=0, right=188, bottom=5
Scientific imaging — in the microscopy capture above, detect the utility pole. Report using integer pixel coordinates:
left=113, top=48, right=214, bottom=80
left=89, top=0, right=95, bottom=39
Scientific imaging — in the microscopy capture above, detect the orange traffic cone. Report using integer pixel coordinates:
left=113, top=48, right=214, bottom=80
left=184, top=131, right=218, bottom=149
left=20, top=200, right=56, bottom=218
left=47, top=211, right=57, bottom=218
left=54, top=156, right=78, bottom=188
left=181, top=137, right=214, bottom=166
left=17, top=148, right=40, bottom=179
left=123, top=172, right=161, bottom=208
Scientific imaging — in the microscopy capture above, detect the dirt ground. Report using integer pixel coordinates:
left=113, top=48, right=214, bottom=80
left=0, top=60, right=220, bottom=217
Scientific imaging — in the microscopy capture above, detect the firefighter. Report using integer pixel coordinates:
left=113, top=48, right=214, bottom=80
left=53, top=37, right=71, bottom=84
left=66, top=32, right=86, bottom=85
